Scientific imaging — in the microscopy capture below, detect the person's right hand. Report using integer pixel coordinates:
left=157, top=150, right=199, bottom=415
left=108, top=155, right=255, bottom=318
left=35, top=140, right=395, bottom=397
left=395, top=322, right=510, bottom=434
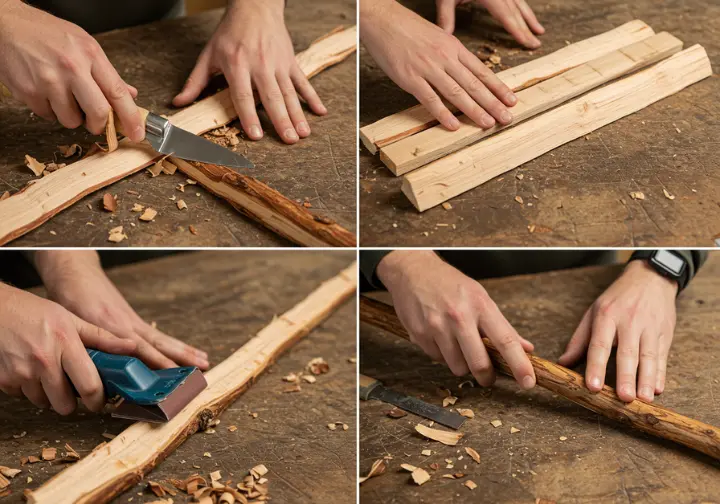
left=0, top=282, right=137, bottom=415
left=360, top=0, right=517, bottom=131
left=0, top=1, right=144, bottom=141
left=376, top=251, right=536, bottom=389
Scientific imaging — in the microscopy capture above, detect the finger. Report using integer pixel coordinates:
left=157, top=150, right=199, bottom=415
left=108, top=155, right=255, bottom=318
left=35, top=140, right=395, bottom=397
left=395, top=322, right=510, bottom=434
left=21, top=381, right=51, bottom=409
left=91, top=57, right=144, bottom=142
left=615, top=322, right=640, bottom=402
left=0, top=384, right=23, bottom=398
left=436, top=0, right=457, bottom=32
left=455, top=320, right=495, bottom=387
left=458, top=49, right=517, bottom=107
left=637, top=331, right=658, bottom=402
left=656, top=331, right=672, bottom=394
left=291, top=69, right=327, bottom=116
left=256, top=73, right=299, bottom=144
left=72, top=315, right=137, bottom=355
left=484, top=0, right=541, bottom=49
left=514, top=0, right=545, bottom=34
left=585, top=308, right=616, bottom=392
left=71, top=78, right=111, bottom=135
left=429, top=70, right=496, bottom=129
left=226, top=66, right=263, bottom=140
left=133, top=338, right=179, bottom=370
left=42, top=351, right=80, bottom=415
left=27, top=97, right=57, bottom=122
left=445, top=61, right=512, bottom=126
left=518, top=335, right=534, bottom=353
left=173, top=49, right=212, bottom=107
left=135, top=323, right=209, bottom=370
left=413, top=334, right=445, bottom=364
left=558, top=308, right=592, bottom=366
left=435, top=329, right=469, bottom=377
left=278, top=74, right=310, bottom=138
left=47, top=85, right=84, bottom=130
left=127, top=84, right=138, bottom=99
left=408, top=79, right=460, bottom=131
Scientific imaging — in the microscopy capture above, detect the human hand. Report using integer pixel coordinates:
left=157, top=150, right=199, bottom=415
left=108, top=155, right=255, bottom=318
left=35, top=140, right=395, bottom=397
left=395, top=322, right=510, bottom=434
left=377, top=251, right=536, bottom=389
left=0, top=282, right=137, bottom=414
left=173, top=0, right=325, bottom=144
left=360, top=0, right=517, bottom=131
left=558, top=259, right=678, bottom=402
left=0, top=1, right=144, bottom=140
left=33, top=251, right=209, bottom=372
left=435, top=0, right=544, bottom=49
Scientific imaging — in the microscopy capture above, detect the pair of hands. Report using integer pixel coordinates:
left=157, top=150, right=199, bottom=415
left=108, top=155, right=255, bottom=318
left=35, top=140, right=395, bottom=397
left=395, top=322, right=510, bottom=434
left=0, top=0, right=322, bottom=144
left=361, top=0, right=543, bottom=131
left=0, top=251, right=208, bottom=415
left=378, top=251, right=677, bottom=403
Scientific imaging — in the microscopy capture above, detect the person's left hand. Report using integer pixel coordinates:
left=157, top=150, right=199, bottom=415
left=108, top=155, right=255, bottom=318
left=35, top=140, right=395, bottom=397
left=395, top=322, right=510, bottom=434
left=435, top=0, right=545, bottom=49
left=32, top=251, right=210, bottom=372
left=558, top=259, right=678, bottom=403
left=173, top=0, right=326, bottom=144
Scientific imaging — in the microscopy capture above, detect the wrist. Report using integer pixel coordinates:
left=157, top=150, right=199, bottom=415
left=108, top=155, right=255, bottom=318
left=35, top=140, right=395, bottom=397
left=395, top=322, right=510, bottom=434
left=625, top=259, right=679, bottom=296
left=33, top=251, right=101, bottom=287
left=360, top=0, right=393, bottom=27
left=227, top=0, right=284, bottom=18
left=377, top=250, right=439, bottom=291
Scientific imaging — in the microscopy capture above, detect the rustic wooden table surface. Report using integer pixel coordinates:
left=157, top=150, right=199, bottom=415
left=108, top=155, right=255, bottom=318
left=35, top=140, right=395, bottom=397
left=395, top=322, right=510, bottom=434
left=360, top=0, right=720, bottom=247
left=0, top=0, right=356, bottom=247
left=360, top=253, right=720, bottom=503
left=0, top=250, right=357, bottom=503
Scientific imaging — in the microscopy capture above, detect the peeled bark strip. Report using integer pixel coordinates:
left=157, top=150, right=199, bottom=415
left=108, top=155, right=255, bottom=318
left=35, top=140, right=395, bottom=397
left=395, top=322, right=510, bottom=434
left=402, top=45, right=712, bottom=211
left=360, top=296, right=720, bottom=461
left=28, top=263, right=357, bottom=504
left=359, top=20, right=654, bottom=154
left=171, top=157, right=356, bottom=247
left=0, top=25, right=357, bottom=246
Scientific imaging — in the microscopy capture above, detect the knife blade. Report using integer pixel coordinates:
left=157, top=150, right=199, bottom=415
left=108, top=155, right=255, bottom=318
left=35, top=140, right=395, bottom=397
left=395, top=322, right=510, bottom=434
left=360, top=374, right=466, bottom=430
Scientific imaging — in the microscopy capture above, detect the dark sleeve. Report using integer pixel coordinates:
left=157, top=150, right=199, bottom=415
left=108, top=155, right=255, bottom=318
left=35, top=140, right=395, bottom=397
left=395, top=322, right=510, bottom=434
left=359, top=250, right=394, bottom=292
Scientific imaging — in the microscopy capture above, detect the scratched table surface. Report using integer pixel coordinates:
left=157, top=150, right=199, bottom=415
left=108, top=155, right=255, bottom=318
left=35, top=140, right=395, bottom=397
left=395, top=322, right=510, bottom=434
left=360, top=253, right=720, bottom=503
left=0, top=0, right=356, bottom=247
left=359, top=0, right=720, bottom=246
left=0, top=250, right=357, bottom=503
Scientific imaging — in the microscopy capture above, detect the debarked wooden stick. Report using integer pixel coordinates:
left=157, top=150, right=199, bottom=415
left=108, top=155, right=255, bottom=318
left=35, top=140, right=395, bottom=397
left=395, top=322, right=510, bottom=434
left=360, top=296, right=720, bottom=460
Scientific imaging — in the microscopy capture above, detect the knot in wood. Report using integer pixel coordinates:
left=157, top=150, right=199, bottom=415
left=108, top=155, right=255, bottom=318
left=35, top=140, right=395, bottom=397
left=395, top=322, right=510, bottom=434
left=645, top=413, right=660, bottom=426
left=198, top=409, right=215, bottom=431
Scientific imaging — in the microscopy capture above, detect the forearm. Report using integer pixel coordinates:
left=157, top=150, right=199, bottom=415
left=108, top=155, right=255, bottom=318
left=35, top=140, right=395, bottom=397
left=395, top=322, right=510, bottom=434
left=376, top=250, right=440, bottom=291
left=226, top=0, right=284, bottom=15
left=29, top=251, right=102, bottom=286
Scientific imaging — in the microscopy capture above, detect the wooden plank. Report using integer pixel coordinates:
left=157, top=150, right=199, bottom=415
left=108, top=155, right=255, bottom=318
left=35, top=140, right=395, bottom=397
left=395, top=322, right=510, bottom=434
left=171, top=157, right=356, bottom=247
left=0, top=25, right=357, bottom=246
left=402, top=45, right=712, bottom=212
left=360, top=296, right=720, bottom=461
left=359, top=20, right=655, bottom=154
left=381, top=32, right=683, bottom=176
left=27, top=262, right=358, bottom=504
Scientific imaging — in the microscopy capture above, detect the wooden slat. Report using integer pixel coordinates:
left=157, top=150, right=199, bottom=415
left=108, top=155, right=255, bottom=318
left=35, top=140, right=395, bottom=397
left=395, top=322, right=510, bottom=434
left=359, top=20, right=655, bottom=154
left=27, top=262, right=358, bottom=504
left=381, top=32, right=683, bottom=176
left=402, top=45, right=712, bottom=212
left=0, top=25, right=357, bottom=246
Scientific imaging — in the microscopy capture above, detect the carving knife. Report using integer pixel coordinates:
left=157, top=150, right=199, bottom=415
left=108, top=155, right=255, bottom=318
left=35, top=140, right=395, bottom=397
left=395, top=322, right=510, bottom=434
left=360, top=374, right=465, bottom=430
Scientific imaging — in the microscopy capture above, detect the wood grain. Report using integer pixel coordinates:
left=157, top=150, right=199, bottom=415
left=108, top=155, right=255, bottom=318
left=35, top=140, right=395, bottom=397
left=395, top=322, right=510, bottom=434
left=380, top=32, right=683, bottom=175
left=359, top=20, right=655, bottom=154
left=27, top=262, right=357, bottom=504
left=402, top=45, right=712, bottom=211
left=360, top=296, right=720, bottom=461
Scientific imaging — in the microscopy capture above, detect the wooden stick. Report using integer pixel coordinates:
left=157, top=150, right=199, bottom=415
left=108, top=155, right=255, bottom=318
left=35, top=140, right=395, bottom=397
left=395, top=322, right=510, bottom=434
left=0, top=25, right=357, bottom=246
left=171, top=157, right=356, bottom=247
left=360, top=296, right=720, bottom=461
left=380, top=33, right=683, bottom=176
left=359, top=20, right=654, bottom=154
left=402, top=45, right=712, bottom=212
left=28, top=262, right=358, bottom=504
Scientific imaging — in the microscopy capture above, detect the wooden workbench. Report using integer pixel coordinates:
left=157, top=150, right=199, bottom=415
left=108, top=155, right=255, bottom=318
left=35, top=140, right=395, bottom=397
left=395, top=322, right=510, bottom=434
left=360, top=0, right=720, bottom=246
left=360, top=253, right=720, bottom=503
left=0, top=0, right=356, bottom=247
left=0, top=250, right=357, bottom=503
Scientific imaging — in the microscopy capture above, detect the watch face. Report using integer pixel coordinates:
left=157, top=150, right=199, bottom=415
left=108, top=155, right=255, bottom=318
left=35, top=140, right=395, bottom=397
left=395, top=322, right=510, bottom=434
left=654, top=250, right=685, bottom=276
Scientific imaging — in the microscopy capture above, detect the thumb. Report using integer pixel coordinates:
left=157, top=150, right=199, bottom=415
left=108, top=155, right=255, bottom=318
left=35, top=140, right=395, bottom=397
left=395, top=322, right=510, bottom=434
left=72, top=315, right=137, bottom=355
left=173, top=50, right=212, bottom=107
left=436, top=0, right=456, bottom=33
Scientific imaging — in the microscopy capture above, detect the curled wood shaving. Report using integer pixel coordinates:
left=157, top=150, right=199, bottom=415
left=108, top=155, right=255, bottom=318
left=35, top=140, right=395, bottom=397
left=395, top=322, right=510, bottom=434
left=301, top=374, right=316, bottom=384
left=0, top=467, right=21, bottom=479
left=132, top=203, right=145, bottom=212
left=457, top=408, right=474, bottom=418
left=250, top=464, right=267, bottom=479
left=411, top=467, right=431, bottom=486
left=442, top=396, right=458, bottom=407
left=57, top=144, right=82, bottom=158
left=663, top=188, right=676, bottom=200
left=514, top=195, right=524, bottom=205
left=106, top=109, right=119, bottom=152
left=0, top=475, right=8, bottom=491
left=176, top=199, right=188, bottom=210
left=27, top=456, right=41, bottom=464
left=186, top=179, right=197, bottom=185
left=465, top=447, right=481, bottom=464
left=102, top=193, right=117, bottom=212
left=415, top=424, right=463, bottom=446
left=283, top=373, right=298, bottom=383
left=307, top=357, right=329, bottom=375
left=210, top=471, right=222, bottom=482
left=629, top=191, right=645, bottom=200
left=359, top=459, right=385, bottom=484
left=24, top=155, right=45, bottom=176
left=228, top=425, right=238, bottom=432
left=61, top=443, right=80, bottom=463
left=148, top=481, right=168, bottom=497
left=161, top=160, right=178, bottom=175
left=41, top=447, right=57, bottom=461
left=188, top=225, right=198, bottom=235
left=147, top=162, right=164, bottom=177
left=139, top=208, right=158, bottom=222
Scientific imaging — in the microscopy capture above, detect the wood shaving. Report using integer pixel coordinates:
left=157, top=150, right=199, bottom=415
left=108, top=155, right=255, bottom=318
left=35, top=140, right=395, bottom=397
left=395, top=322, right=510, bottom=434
left=490, top=419, right=503, bottom=428
left=303, top=201, right=312, bottom=208
left=189, top=225, right=198, bottom=235
left=12, top=432, right=26, bottom=439
left=464, top=480, right=478, bottom=490
left=307, top=357, right=329, bottom=375
left=61, top=444, right=80, bottom=462
left=510, top=427, right=521, bottom=434
left=663, top=188, right=676, bottom=200
left=106, top=109, right=119, bottom=152
left=400, top=464, right=417, bottom=472
left=415, top=424, right=463, bottom=446
left=0, top=467, right=20, bottom=479
left=27, top=456, right=40, bottom=464
left=108, top=225, right=128, bottom=243
left=442, top=396, right=458, bottom=407
left=301, top=374, right=317, bottom=384
left=228, top=425, right=238, bottom=432
left=147, top=162, right=164, bottom=177
left=132, top=203, right=145, bottom=212
left=203, top=452, right=212, bottom=458
left=139, top=208, right=158, bottom=222
left=102, top=193, right=117, bottom=212
left=0, top=191, right=9, bottom=201
left=429, top=463, right=439, bottom=470
left=559, top=436, right=568, bottom=441
left=24, top=155, right=45, bottom=176
left=327, top=423, right=337, bottom=431
left=411, top=467, right=431, bottom=486
left=441, top=202, right=453, bottom=210
left=148, top=481, right=168, bottom=497
left=514, top=195, right=524, bottom=205
left=457, top=408, right=474, bottom=418
left=458, top=380, right=474, bottom=389
left=161, top=160, right=178, bottom=175
left=283, top=372, right=299, bottom=383
left=359, top=459, right=386, bottom=484
left=57, top=144, right=82, bottom=158
left=465, top=447, right=480, bottom=464
left=629, top=191, right=645, bottom=200
left=177, top=184, right=185, bottom=192
left=174, top=199, right=187, bottom=210
left=0, top=474, right=9, bottom=491
left=283, top=384, right=301, bottom=393
left=421, top=450, right=432, bottom=456
left=387, top=408, right=407, bottom=419
left=41, top=447, right=57, bottom=461
left=250, top=464, right=267, bottom=479
left=210, top=471, right=222, bottom=482
left=186, top=179, right=197, bottom=185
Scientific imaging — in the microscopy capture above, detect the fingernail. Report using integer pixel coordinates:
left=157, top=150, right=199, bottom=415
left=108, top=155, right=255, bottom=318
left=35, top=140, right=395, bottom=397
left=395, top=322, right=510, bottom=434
left=500, top=110, right=513, bottom=124
left=621, top=384, right=635, bottom=399
left=522, top=375, right=535, bottom=390
left=249, top=125, right=263, bottom=139
left=284, top=128, right=299, bottom=141
left=133, top=125, right=145, bottom=141
left=589, top=376, right=601, bottom=390
left=640, top=385, right=653, bottom=399
left=448, top=116, right=460, bottom=130
left=481, top=115, right=495, bottom=129
left=297, top=121, right=310, bottom=136
left=506, top=93, right=517, bottom=105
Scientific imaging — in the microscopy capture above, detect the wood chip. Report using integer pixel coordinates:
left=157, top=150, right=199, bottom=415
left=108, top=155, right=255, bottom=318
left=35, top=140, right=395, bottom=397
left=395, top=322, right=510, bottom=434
left=327, top=423, right=337, bottom=431
left=147, top=162, right=164, bottom=177
left=514, top=195, right=524, bottom=205
left=421, top=449, right=432, bottom=456
left=307, top=357, right=329, bottom=375
left=441, top=202, right=453, bottom=210
left=442, top=396, right=458, bottom=407
left=415, top=424, right=463, bottom=446
left=464, top=480, right=478, bottom=490
left=186, top=179, right=197, bottom=185
left=102, top=193, right=117, bottom=212
left=490, top=419, right=503, bottom=428
left=429, top=463, right=439, bottom=471
left=301, top=375, right=316, bottom=384
left=283, top=372, right=299, bottom=383
left=629, top=191, right=645, bottom=200
left=139, top=208, right=158, bottom=221
left=24, top=155, right=45, bottom=176
left=559, top=436, right=568, bottom=441
left=210, top=470, right=222, bottom=482
left=148, top=481, right=167, bottom=497
left=228, top=426, right=238, bottom=432
left=411, top=467, right=431, bottom=486
left=510, top=427, right=521, bottom=434
left=387, top=408, right=407, bottom=419
left=0, top=467, right=20, bottom=479
left=107, top=226, right=127, bottom=243
left=283, top=384, right=301, bottom=393
left=457, top=408, right=474, bottom=419
left=399, top=464, right=417, bottom=472
left=176, top=199, right=188, bottom=210
left=663, top=188, right=676, bottom=200
left=27, top=456, right=41, bottom=464
left=12, top=432, right=26, bottom=439
left=0, top=474, right=9, bottom=491
left=161, top=160, right=178, bottom=175
left=131, top=203, right=145, bottom=212
left=250, top=464, right=267, bottom=479
left=57, top=144, right=82, bottom=158
left=465, top=447, right=480, bottom=464
left=106, top=109, right=118, bottom=152
left=359, top=460, right=386, bottom=484
left=189, top=225, right=198, bottom=235
left=41, top=447, right=57, bottom=461
left=62, top=444, right=80, bottom=463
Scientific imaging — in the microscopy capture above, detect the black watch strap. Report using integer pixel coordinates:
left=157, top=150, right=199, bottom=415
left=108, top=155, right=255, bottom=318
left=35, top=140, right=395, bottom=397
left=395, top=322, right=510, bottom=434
left=629, top=250, right=690, bottom=293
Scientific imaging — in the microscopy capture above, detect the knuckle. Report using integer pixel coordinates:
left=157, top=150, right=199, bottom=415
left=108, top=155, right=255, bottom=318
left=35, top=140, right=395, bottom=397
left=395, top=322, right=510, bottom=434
left=13, top=365, right=34, bottom=383
left=77, top=381, right=102, bottom=399
left=493, top=331, right=517, bottom=351
left=105, top=80, right=128, bottom=101
left=425, top=312, right=444, bottom=334
left=617, top=345, right=638, bottom=359
left=57, top=53, right=80, bottom=74
left=466, top=77, right=485, bottom=94
left=448, top=361, right=469, bottom=377
left=588, top=339, right=611, bottom=354
left=447, top=83, right=465, bottom=98
left=468, top=359, right=491, bottom=375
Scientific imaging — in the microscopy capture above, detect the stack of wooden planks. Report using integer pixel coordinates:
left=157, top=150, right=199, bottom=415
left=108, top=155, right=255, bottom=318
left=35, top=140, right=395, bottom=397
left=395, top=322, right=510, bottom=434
left=359, top=20, right=713, bottom=212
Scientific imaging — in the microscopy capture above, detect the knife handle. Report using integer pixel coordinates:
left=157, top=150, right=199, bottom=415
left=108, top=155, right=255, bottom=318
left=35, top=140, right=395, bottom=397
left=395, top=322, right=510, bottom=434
left=111, top=106, right=150, bottom=139
left=359, top=374, right=381, bottom=401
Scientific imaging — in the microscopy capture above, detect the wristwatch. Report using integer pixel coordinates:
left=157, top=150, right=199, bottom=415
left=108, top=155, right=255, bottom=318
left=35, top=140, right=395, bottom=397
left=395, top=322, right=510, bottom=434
left=629, top=250, right=690, bottom=292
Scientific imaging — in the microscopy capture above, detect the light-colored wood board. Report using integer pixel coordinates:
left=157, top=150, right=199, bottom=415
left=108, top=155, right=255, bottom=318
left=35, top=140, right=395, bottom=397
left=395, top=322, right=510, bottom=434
left=402, top=45, right=712, bottom=211
left=359, top=19, right=655, bottom=154
left=381, top=32, right=683, bottom=175
left=0, top=25, right=357, bottom=246
left=27, top=262, right=358, bottom=504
